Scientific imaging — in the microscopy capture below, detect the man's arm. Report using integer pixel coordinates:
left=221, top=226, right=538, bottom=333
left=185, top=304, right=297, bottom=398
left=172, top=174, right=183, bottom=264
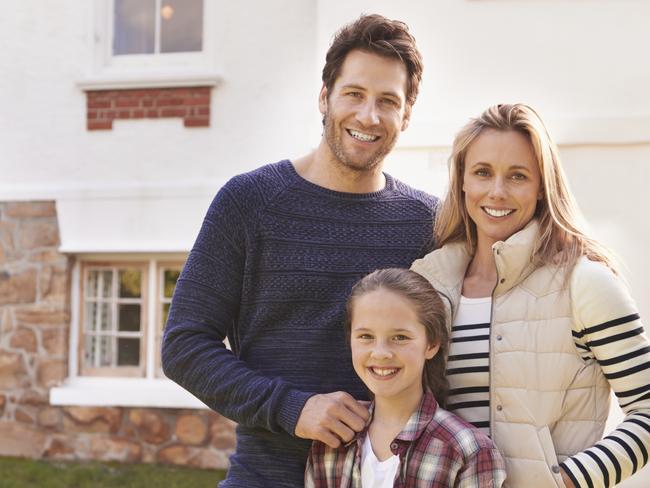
left=162, top=178, right=367, bottom=440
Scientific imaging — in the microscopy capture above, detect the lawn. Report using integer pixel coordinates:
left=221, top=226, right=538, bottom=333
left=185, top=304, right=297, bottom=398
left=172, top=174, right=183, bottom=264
left=0, top=457, right=226, bottom=488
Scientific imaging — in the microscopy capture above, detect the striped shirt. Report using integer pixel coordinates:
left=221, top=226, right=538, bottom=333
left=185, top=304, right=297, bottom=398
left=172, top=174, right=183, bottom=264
left=445, top=295, right=650, bottom=488
left=446, top=296, right=492, bottom=436
left=305, top=391, right=506, bottom=488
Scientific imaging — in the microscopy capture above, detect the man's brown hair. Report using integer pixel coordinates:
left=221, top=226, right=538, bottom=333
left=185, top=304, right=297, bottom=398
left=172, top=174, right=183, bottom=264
left=322, top=14, right=423, bottom=116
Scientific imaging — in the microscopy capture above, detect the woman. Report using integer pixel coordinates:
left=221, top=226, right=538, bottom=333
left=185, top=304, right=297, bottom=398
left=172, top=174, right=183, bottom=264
left=411, top=104, right=650, bottom=488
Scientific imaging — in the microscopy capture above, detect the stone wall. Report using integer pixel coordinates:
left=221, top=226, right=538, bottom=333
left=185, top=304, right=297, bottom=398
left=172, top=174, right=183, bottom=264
left=0, top=201, right=236, bottom=469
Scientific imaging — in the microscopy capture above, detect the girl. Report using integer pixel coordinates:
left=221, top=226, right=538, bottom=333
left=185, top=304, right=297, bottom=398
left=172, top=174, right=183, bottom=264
left=305, top=268, right=506, bottom=488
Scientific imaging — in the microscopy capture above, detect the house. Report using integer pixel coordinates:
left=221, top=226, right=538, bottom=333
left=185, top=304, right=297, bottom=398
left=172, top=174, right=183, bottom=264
left=1, top=0, right=649, bottom=483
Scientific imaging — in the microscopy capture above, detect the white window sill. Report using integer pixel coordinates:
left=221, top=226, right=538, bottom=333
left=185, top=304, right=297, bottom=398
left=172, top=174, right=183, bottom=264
left=50, top=377, right=208, bottom=409
left=77, top=71, right=222, bottom=91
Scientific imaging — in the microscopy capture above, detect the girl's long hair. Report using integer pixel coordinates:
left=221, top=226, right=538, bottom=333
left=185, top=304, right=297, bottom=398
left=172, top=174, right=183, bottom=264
left=345, top=268, right=450, bottom=407
left=435, top=103, right=616, bottom=272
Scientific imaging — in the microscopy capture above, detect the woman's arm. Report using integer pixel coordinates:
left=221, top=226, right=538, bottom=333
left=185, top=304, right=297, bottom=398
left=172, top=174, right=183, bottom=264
left=562, top=259, right=650, bottom=488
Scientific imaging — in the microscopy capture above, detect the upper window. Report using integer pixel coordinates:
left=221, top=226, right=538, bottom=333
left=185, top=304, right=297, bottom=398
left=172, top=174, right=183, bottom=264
left=113, top=0, right=203, bottom=56
left=87, top=0, right=217, bottom=83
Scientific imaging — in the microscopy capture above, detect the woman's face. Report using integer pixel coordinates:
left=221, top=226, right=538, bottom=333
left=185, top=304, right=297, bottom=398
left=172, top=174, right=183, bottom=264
left=463, top=129, right=542, bottom=248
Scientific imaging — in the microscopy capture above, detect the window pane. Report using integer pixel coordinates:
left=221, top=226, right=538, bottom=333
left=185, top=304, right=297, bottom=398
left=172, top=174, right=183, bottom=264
left=84, top=336, right=96, bottom=366
left=119, top=269, right=141, bottom=298
left=99, top=336, right=113, bottom=367
left=85, top=302, right=98, bottom=332
left=163, top=269, right=180, bottom=298
left=87, top=270, right=99, bottom=298
left=114, top=0, right=156, bottom=55
left=101, top=270, right=113, bottom=298
left=84, top=302, right=112, bottom=332
left=118, top=304, right=141, bottom=332
left=160, top=0, right=203, bottom=53
left=162, top=302, right=170, bottom=329
left=118, top=338, right=140, bottom=366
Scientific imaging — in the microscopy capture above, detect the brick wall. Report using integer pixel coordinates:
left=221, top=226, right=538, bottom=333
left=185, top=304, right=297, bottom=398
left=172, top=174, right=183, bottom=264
left=0, top=201, right=235, bottom=469
left=86, top=87, right=212, bottom=130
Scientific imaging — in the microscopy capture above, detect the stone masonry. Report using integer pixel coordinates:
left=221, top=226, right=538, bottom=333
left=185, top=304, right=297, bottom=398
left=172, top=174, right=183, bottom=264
left=0, top=201, right=235, bottom=468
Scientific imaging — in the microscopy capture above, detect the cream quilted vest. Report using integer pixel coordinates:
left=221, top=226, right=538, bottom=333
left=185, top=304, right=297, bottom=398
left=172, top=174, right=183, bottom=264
left=412, top=221, right=611, bottom=487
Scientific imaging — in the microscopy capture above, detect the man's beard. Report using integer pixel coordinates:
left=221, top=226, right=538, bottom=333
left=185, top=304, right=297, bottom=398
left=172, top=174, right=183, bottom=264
left=323, top=111, right=396, bottom=173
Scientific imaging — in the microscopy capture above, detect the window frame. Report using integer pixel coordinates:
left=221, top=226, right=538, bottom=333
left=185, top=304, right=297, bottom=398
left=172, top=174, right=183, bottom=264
left=82, top=0, right=220, bottom=90
left=50, top=253, right=205, bottom=409
left=79, top=261, right=149, bottom=377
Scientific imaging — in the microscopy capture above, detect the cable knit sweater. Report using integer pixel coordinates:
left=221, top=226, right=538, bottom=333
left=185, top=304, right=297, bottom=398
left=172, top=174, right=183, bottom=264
left=162, top=160, right=438, bottom=487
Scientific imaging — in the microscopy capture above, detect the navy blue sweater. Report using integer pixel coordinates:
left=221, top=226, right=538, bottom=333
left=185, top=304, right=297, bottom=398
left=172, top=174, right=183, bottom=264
left=162, top=160, right=437, bottom=487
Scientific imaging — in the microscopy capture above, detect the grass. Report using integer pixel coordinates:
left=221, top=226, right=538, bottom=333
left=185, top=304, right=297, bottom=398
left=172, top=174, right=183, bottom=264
left=0, top=457, right=226, bottom=488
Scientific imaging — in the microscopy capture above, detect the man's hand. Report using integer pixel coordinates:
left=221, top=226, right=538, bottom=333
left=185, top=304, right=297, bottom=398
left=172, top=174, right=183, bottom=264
left=295, top=391, right=370, bottom=448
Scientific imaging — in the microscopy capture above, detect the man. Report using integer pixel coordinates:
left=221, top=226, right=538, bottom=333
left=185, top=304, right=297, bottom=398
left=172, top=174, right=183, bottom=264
left=162, top=14, right=437, bottom=487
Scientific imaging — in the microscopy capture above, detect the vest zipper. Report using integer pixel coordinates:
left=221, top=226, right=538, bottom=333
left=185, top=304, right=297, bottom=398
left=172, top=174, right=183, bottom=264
left=488, top=247, right=500, bottom=440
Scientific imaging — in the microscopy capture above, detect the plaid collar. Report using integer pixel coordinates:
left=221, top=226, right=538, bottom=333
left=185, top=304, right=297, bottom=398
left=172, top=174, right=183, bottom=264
left=348, top=390, right=438, bottom=450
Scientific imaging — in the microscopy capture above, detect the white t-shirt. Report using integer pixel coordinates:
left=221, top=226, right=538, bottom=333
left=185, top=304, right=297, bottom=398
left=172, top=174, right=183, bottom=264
left=360, top=434, right=400, bottom=488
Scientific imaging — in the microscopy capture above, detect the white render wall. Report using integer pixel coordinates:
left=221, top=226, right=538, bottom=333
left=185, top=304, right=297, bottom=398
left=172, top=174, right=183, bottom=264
left=2, top=2, right=650, bottom=483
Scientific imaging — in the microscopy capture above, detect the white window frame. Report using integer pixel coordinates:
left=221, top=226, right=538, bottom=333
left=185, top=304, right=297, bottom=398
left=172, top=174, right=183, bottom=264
left=51, top=253, right=207, bottom=409
left=79, top=0, right=221, bottom=91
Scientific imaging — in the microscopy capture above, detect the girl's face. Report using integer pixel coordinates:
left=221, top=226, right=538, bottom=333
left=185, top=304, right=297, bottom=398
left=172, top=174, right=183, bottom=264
left=350, top=288, right=439, bottom=406
left=463, top=129, right=542, bottom=248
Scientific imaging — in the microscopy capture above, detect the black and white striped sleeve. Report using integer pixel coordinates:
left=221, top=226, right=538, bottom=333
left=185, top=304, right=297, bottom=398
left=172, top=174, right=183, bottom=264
left=562, top=258, right=650, bottom=488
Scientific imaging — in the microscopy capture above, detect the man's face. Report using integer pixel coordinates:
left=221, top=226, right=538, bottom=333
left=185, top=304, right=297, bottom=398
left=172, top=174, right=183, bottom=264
left=319, top=50, right=410, bottom=173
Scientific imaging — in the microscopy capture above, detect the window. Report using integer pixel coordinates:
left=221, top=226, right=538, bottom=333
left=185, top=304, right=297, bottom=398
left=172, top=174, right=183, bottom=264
left=82, top=264, right=147, bottom=376
left=51, top=255, right=207, bottom=409
left=79, top=259, right=182, bottom=378
left=113, top=0, right=204, bottom=56
left=83, top=0, right=219, bottom=89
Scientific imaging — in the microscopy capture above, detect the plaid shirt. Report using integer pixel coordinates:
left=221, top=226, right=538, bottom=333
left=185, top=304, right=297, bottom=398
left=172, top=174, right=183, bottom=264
left=305, top=391, right=506, bottom=488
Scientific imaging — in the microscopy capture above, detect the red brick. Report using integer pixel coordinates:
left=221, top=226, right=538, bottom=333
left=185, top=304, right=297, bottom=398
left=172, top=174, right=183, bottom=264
left=142, top=99, right=154, bottom=107
left=146, top=110, right=159, bottom=118
left=184, top=117, right=210, bottom=128
left=117, top=110, right=131, bottom=118
left=5, top=202, right=56, bottom=218
left=184, top=96, right=210, bottom=106
left=198, top=107, right=210, bottom=116
left=132, top=110, right=145, bottom=118
left=116, top=99, right=139, bottom=108
left=156, top=98, right=184, bottom=107
left=88, top=100, right=111, bottom=109
left=161, top=108, right=186, bottom=118
left=88, top=120, right=113, bottom=130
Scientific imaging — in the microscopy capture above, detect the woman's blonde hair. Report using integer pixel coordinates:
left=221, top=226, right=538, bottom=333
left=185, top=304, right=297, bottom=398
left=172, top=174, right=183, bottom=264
left=435, top=103, right=615, bottom=271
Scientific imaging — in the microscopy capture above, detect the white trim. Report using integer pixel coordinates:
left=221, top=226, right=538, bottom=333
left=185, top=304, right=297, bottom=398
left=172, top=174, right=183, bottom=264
left=146, top=260, right=157, bottom=379
left=77, top=72, right=221, bottom=91
left=50, top=377, right=207, bottom=409
left=68, top=260, right=81, bottom=379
